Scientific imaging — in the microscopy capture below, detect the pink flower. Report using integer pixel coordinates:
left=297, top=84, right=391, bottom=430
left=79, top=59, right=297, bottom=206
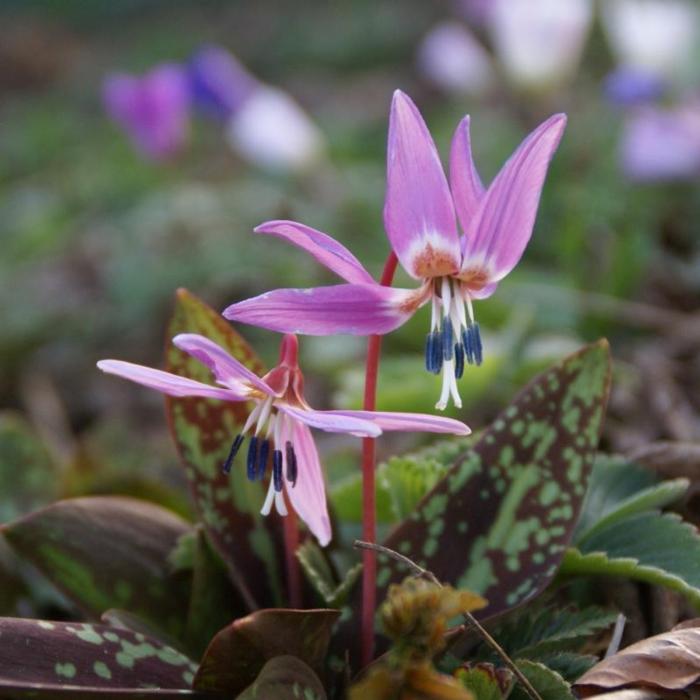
left=97, top=333, right=469, bottom=546
left=223, top=91, right=566, bottom=410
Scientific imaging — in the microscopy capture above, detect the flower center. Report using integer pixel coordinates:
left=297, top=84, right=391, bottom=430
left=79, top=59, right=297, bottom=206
left=423, top=276, right=483, bottom=411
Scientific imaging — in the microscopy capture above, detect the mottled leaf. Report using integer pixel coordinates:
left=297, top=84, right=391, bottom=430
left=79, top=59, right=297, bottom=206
left=574, top=621, right=700, bottom=696
left=511, top=661, right=575, bottom=700
left=574, top=455, right=688, bottom=543
left=194, top=608, right=339, bottom=695
left=236, top=656, right=326, bottom=700
left=455, top=663, right=513, bottom=700
left=3, top=497, right=191, bottom=639
left=165, top=288, right=284, bottom=609
left=535, top=653, right=598, bottom=683
left=297, top=540, right=362, bottom=606
left=378, top=341, right=611, bottom=617
left=562, top=511, right=700, bottom=604
left=0, top=617, right=200, bottom=697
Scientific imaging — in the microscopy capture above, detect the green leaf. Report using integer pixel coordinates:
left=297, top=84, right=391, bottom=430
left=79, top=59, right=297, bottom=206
left=534, top=652, right=597, bottom=683
left=562, top=511, right=700, bottom=605
left=380, top=341, right=611, bottom=617
left=165, top=288, right=284, bottom=609
left=455, top=663, right=513, bottom=700
left=0, top=616, right=200, bottom=698
left=194, top=608, right=339, bottom=696
left=510, top=660, right=575, bottom=700
left=483, top=605, right=617, bottom=660
left=3, top=496, right=192, bottom=640
left=297, top=540, right=362, bottom=607
left=574, top=455, right=688, bottom=544
left=0, top=412, right=57, bottom=523
left=235, top=656, right=327, bottom=700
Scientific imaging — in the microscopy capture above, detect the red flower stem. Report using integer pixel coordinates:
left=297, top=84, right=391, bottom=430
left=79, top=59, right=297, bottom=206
left=360, top=251, right=398, bottom=667
left=283, top=503, right=302, bottom=608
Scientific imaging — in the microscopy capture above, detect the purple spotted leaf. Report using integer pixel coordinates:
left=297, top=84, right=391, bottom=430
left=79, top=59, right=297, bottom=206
left=334, top=341, right=611, bottom=664
left=236, top=656, right=327, bottom=700
left=0, top=617, right=203, bottom=698
left=193, top=608, right=339, bottom=696
left=164, top=289, right=285, bottom=610
left=3, top=497, right=192, bottom=640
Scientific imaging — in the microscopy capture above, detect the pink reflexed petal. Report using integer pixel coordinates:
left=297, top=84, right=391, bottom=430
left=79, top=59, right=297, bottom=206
left=172, top=333, right=274, bottom=396
left=287, top=421, right=331, bottom=547
left=97, top=360, right=243, bottom=401
left=325, top=410, right=471, bottom=435
left=278, top=405, right=381, bottom=438
left=223, top=283, right=424, bottom=336
left=449, top=115, right=486, bottom=234
left=461, top=114, right=567, bottom=282
left=254, top=220, right=375, bottom=284
left=469, top=281, right=498, bottom=300
left=384, top=90, right=461, bottom=280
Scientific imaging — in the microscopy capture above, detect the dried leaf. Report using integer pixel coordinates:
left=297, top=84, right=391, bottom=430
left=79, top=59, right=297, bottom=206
left=236, top=655, right=327, bottom=700
left=575, top=622, right=700, bottom=696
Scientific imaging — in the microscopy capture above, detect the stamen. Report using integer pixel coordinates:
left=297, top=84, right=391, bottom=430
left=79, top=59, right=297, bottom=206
left=425, top=332, right=436, bottom=373
left=255, top=397, right=273, bottom=435
left=471, top=322, right=483, bottom=366
left=462, top=328, right=474, bottom=365
left=273, top=449, right=283, bottom=486
left=436, top=360, right=452, bottom=411
left=431, top=331, right=443, bottom=374
left=273, top=451, right=283, bottom=492
left=285, top=440, right=298, bottom=487
left=440, top=277, right=452, bottom=316
left=246, top=436, right=259, bottom=481
left=257, top=439, right=270, bottom=480
left=222, top=434, right=244, bottom=474
left=454, top=343, right=465, bottom=379
left=260, top=478, right=275, bottom=516
left=441, top=321, right=453, bottom=361
left=241, top=400, right=264, bottom=435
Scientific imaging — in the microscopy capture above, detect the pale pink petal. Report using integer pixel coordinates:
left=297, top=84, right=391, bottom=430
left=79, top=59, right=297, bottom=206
left=469, top=281, right=498, bottom=300
left=97, top=359, right=241, bottom=401
left=449, top=115, right=486, bottom=234
left=384, top=90, right=461, bottom=280
left=172, top=333, right=274, bottom=395
left=254, top=220, right=375, bottom=284
left=461, top=114, right=567, bottom=281
left=325, top=410, right=471, bottom=436
left=223, top=283, right=423, bottom=335
left=278, top=405, right=381, bottom=438
left=287, top=421, right=331, bottom=547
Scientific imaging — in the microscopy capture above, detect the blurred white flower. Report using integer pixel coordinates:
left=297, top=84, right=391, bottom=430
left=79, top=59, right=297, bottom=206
left=602, top=0, right=699, bottom=83
left=418, top=22, right=494, bottom=96
left=489, top=0, right=593, bottom=90
left=226, top=86, right=324, bottom=172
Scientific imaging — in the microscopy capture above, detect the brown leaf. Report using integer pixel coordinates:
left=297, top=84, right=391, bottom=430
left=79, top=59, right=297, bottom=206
left=575, top=621, right=700, bottom=696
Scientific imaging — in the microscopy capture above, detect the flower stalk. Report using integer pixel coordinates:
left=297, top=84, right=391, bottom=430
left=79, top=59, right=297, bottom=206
left=361, top=251, right=398, bottom=667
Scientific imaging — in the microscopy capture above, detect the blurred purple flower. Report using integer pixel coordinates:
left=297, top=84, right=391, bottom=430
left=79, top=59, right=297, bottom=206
left=103, top=64, right=190, bottom=160
left=98, top=333, right=469, bottom=545
left=188, top=45, right=258, bottom=118
left=622, top=102, right=700, bottom=181
left=604, top=67, right=666, bottom=106
left=224, top=91, right=566, bottom=410
left=418, top=22, right=494, bottom=97
left=454, top=0, right=495, bottom=26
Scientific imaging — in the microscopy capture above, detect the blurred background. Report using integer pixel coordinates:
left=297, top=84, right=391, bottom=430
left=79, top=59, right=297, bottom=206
left=1, top=0, right=699, bottom=610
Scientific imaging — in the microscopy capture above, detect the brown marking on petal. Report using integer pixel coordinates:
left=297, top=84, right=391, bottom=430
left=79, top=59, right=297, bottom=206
left=457, top=266, right=491, bottom=291
left=412, top=244, right=460, bottom=278
left=398, top=284, right=432, bottom=315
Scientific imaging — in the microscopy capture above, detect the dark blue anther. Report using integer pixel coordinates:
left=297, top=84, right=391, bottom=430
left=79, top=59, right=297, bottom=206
left=273, top=450, right=283, bottom=492
left=454, top=342, right=465, bottom=379
left=273, top=449, right=283, bottom=487
left=425, top=333, right=435, bottom=373
left=472, top=322, right=483, bottom=366
left=462, top=328, right=474, bottom=365
left=246, top=436, right=259, bottom=481
left=431, top=330, right=443, bottom=374
left=285, top=441, right=298, bottom=487
left=257, top=439, right=270, bottom=480
left=441, top=321, right=454, bottom=361
left=222, top=434, right=244, bottom=474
